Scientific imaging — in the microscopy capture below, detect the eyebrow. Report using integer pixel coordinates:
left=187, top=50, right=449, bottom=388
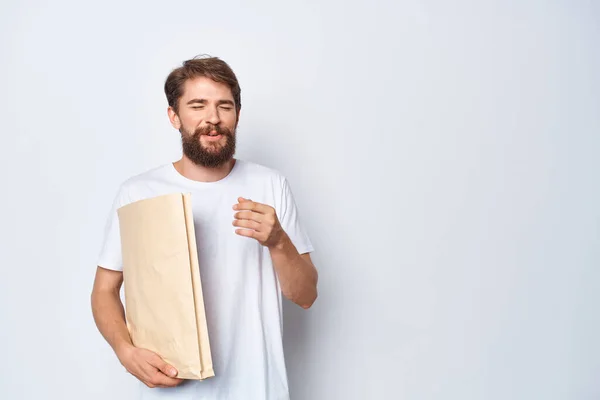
left=186, top=99, right=235, bottom=106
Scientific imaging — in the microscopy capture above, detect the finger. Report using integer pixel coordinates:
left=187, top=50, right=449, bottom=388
left=135, top=359, right=158, bottom=383
left=140, top=362, right=161, bottom=384
left=233, top=201, right=272, bottom=214
left=232, top=219, right=262, bottom=231
left=146, top=353, right=178, bottom=378
left=150, top=370, right=184, bottom=387
left=135, top=364, right=159, bottom=388
left=131, top=371, right=154, bottom=388
left=157, top=383, right=181, bottom=388
left=235, top=228, right=257, bottom=238
left=141, top=362, right=183, bottom=387
left=234, top=210, right=263, bottom=222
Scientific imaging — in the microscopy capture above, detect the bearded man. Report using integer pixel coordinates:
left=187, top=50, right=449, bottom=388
left=91, top=55, right=318, bottom=400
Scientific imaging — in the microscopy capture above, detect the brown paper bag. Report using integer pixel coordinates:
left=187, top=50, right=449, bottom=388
left=117, top=192, right=214, bottom=380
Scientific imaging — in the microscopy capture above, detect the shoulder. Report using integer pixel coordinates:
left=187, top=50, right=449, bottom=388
left=237, top=159, right=284, bottom=178
left=234, top=160, right=295, bottom=213
left=236, top=159, right=288, bottom=186
left=112, top=163, right=173, bottom=204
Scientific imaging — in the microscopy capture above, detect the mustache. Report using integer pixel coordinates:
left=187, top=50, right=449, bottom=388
left=193, top=125, right=232, bottom=137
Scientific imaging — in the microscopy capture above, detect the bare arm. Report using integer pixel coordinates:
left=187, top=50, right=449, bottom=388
left=232, top=197, right=319, bottom=309
left=91, top=266, right=183, bottom=388
left=269, top=236, right=318, bottom=309
left=91, top=267, right=132, bottom=355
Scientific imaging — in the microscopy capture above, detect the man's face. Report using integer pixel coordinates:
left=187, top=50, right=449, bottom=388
left=169, top=76, right=239, bottom=168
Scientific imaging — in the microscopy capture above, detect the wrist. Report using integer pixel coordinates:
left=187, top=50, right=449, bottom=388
left=269, top=232, right=291, bottom=252
left=114, top=340, right=134, bottom=362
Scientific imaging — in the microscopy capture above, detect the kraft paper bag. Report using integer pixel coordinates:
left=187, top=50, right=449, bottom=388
left=117, top=192, right=214, bottom=380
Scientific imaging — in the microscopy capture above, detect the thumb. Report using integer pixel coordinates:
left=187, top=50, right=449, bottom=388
left=151, top=355, right=178, bottom=377
left=238, top=197, right=251, bottom=202
left=160, top=363, right=178, bottom=378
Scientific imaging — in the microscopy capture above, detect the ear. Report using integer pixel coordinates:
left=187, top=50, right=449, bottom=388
left=167, top=106, right=182, bottom=130
left=236, top=107, right=242, bottom=125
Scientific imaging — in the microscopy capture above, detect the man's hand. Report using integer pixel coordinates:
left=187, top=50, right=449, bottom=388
left=232, top=197, right=286, bottom=248
left=117, top=345, right=184, bottom=388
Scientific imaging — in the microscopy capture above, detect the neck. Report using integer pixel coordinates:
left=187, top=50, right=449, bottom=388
left=173, top=156, right=236, bottom=183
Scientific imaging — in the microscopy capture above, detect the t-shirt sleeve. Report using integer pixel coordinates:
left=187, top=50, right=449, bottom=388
left=97, top=184, right=129, bottom=272
left=278, top=177, right=314, bottom=255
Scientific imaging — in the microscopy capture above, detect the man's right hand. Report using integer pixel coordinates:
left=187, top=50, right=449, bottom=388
left=117, top=345, right=184, bottom=388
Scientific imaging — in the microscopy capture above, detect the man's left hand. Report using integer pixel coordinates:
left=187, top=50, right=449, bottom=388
left=232, top=197, right=286, bottom=248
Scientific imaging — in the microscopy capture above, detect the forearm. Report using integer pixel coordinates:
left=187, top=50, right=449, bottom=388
left=269, top=233, right=318, bottom=308
left=91, top=289, right=133, bottom=360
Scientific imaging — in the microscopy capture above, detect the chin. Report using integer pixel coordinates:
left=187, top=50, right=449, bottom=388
left=202, top=145, right=224, bottom=152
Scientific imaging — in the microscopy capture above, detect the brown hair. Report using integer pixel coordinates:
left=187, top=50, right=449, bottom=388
left=164, top=55, right=241, bottom=114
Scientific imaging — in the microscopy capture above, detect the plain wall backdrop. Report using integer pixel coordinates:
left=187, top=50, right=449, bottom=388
left=1, top=0, right=598, bottom=399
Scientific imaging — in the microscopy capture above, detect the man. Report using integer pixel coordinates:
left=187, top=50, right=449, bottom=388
left=91, top=55, right=318, bottom=400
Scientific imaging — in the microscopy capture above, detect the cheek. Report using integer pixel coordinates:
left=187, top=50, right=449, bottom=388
left=224, top=115, right=238, bottom=130
left=180, top=115, right=203, bottom=131
left=181, top=109, right=201, bottom=121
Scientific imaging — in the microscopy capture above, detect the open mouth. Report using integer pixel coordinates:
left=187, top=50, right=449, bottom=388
left=203, top=132, right=223, bottom=141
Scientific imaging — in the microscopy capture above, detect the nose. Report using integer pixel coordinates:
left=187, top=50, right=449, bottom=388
left=205, top=105, right=221, bottom=125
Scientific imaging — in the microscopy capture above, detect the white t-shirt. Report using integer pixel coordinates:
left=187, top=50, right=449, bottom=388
left=97, top=159, right=314, bottom=400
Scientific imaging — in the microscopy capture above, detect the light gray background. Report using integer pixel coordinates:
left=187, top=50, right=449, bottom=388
left=1, top=1, right=598, bottom=399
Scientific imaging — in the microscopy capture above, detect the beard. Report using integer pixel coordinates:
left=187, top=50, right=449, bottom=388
left=180, top=123, right=236, bottom=168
